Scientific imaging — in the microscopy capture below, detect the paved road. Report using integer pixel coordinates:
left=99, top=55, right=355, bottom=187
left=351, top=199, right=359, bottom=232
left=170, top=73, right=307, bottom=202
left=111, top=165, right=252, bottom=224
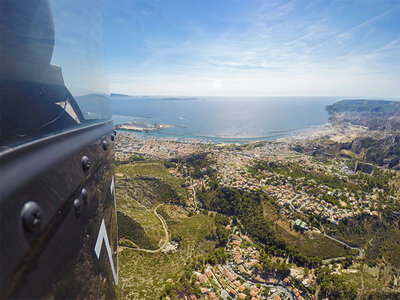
left=120, top=203, right=169, bottom=253
left=223, top=262, right=294, bottom=300
left=321, top=232, right=364, bottom=263
left=222, top=227, right=294, bottom=300
left=208, top=268, right=232, bottom=300
left=285, top=195, right=364, bottom=263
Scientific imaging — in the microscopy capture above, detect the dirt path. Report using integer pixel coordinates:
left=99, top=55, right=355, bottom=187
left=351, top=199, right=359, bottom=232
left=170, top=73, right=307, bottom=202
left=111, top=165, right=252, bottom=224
left=121, top=203, right=169, bottom=253
left=190, top=177, right=198, bottom=211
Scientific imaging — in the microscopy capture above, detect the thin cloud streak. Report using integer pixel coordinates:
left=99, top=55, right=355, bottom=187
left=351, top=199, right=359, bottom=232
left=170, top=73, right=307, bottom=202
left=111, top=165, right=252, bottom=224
left=104, top=0, right=400, bottom=97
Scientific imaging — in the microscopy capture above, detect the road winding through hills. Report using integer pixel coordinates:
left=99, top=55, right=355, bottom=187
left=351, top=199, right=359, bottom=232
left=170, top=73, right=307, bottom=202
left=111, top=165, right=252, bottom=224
left=321, top=230, right=364, bottom=263
left=287, top=196, right=364, bottom=262
left=120, top=203, right=170, bottom=253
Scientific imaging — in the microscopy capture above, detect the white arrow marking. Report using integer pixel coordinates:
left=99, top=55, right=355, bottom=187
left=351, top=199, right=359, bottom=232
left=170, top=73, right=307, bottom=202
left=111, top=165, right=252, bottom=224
left=94, top=218, right=118, bottom=284
left=111, top=176, right=119, bottom=277
left=110, top=176, right=115, bottom=196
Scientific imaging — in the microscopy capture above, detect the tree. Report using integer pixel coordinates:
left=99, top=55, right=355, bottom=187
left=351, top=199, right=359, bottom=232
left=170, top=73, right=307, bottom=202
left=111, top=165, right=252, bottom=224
left=316, top=267, right=357, bottom=300
left=215, top=247, right=227, bottom=264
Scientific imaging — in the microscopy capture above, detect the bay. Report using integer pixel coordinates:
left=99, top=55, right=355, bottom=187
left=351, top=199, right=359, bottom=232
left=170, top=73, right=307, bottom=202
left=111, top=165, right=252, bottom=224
left=111, top=96, right=340, bottom=143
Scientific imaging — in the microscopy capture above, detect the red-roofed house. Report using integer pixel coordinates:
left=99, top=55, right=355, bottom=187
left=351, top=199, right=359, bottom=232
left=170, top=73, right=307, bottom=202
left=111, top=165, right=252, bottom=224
left=251, top=287, right=259, bottom=293
left=255, top=275, right=265, bottom=283
left=234, top=254, right=243, bottom=265
left=249, top=259, right=259, bottom=267
left=283, top=277, right=290, bottom=284
left=238, top=264, right=246, bottom=273
left=226, top=271, right=235, bottom=281
left=250, top=289, right=258, bottom=297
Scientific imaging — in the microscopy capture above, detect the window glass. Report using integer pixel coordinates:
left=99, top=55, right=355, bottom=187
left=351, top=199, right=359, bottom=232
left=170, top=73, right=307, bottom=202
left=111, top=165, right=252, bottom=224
left=0, top=0, right=110, bottom=151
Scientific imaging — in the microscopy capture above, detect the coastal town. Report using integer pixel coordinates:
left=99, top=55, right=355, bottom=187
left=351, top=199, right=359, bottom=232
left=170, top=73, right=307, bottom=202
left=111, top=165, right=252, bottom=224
left=115, top=132, right=391, bottom=227
left=114, top=114, right=400, bottom=300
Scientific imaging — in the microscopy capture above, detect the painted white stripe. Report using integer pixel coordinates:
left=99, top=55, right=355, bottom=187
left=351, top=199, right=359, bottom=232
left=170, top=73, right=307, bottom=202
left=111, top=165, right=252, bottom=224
left=94, top=218, right=118, bottom=284
left=110, top=175, right=119, bottom=279
left=110, top=176, right=115, bottom=196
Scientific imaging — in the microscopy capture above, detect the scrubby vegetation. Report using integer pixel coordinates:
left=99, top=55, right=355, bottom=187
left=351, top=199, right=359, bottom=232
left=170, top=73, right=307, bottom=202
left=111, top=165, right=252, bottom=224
left=119, top=212, right=216, bottom=299
left=116, top=154, right=146, bottom=165
left=116, top=161, right=187, bottom=201
left=117, top=211, right=156, bottom=249
left=173, top=153, right=216, bottom=179
left=315, top=266, right=357, bottom=300
left=327, top=214, right=400, bottom=268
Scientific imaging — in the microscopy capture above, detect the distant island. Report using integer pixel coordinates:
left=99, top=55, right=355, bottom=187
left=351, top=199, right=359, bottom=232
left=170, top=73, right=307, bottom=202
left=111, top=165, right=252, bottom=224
left=110, top=93, right=132, bottom=97
left=110, top=93, right=199, bottom=101
left=153, top=97, right=199, bottom=101
left=116, top=120, right=173, bottom=132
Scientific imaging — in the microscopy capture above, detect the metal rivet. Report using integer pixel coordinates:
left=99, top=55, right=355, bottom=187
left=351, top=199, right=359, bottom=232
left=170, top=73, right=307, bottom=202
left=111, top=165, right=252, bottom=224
left=81, top=156, right=90, bottom=171
left=102, top=140, right=108, bottom=151
left=111, top=134, right=115, bottom=141
left=81, top=188, right=88, bottom=204
left=73, top=199, right=81, bottom=214
left=21, top=201, right=43, bottom=232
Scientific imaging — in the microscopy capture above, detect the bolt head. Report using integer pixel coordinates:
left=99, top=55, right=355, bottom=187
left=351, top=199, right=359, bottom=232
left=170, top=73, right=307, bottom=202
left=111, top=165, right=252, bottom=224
left=81, top=188, right=88, bottom=204
left=102, top=140, right=108, bottom=151
left=81, top=156, right=90, bottom=171
left=73, top=199, right=81, bottom=214
left=21, top=201, right=43, bottom=232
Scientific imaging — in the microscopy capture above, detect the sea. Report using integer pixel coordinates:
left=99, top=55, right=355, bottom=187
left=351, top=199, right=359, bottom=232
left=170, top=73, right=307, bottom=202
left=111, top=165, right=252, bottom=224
left=111, top=96, right=341, bottom=143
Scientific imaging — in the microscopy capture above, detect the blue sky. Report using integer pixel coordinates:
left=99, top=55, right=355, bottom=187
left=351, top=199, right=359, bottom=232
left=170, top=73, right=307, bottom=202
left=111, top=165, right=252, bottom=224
left=99, top=1, right=398, bottom=96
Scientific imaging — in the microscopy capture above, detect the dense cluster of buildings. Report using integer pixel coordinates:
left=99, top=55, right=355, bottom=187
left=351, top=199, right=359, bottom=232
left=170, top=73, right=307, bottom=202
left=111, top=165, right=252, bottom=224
left=115, top=132, right=203, bottom=160
left=261, top=174, right=379, bottom=224
left=116, top=132, right=383, bottom=227
left=210, top=146, right=382, bottom=225
left=192, top=228, right=311, bottom=300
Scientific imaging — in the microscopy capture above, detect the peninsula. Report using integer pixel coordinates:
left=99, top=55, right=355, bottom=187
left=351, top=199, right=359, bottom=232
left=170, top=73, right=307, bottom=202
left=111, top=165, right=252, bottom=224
left=116, top=120, right=174, bottom=132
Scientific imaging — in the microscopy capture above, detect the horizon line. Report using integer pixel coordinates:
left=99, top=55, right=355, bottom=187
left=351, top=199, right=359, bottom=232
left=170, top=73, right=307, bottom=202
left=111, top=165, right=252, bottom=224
left=110, top=93, right=400, bottom=100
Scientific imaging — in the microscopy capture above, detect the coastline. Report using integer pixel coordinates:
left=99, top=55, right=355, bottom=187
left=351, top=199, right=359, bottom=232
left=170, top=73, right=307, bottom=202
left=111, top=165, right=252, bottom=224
left=115, top=121, right=388, bottom=148
left=116, top=122, right=174, bottom=133
left=114, top=116, right=327, bottom=145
